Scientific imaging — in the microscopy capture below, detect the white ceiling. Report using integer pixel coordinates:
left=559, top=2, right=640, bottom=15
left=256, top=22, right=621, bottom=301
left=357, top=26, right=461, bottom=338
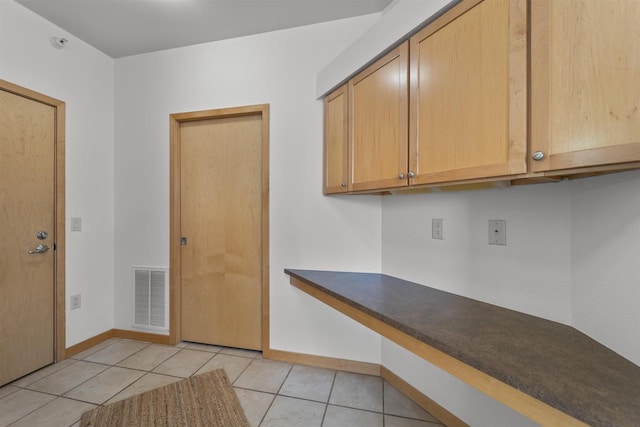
left=15, top=0, right=394, bottom=58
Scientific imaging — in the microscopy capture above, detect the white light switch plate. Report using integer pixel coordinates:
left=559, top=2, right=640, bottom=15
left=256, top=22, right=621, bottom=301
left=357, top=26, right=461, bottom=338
left=71, top=217, right=82, bottom=232
left=70, top=294, right=81, bottom=310
left=432, top=218, right=444, bottom=240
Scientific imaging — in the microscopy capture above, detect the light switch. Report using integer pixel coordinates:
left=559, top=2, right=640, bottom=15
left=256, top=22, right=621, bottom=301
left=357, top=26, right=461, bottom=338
left=71, top=217, right=82, bottom=232
left=432, top=218, right=444, bottom=240
left=70, top=294, right=81, bottom=310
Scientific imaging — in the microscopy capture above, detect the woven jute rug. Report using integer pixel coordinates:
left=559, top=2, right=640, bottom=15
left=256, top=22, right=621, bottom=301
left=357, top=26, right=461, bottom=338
left=80, top=369, right=249, bottom=427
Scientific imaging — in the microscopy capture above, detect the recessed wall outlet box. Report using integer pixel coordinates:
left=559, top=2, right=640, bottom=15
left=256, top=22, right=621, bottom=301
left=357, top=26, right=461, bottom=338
left=70, top=294, right=81, bottom=310
left=489, top=220, right=506, bottom=245
left=71, top=217, right=82, bottom=232
left=432, top=218, right=444, bottom=240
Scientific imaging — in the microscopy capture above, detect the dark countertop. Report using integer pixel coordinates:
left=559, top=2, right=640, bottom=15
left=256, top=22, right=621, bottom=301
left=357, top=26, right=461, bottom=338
left=284, top=269, right=640, bottom=427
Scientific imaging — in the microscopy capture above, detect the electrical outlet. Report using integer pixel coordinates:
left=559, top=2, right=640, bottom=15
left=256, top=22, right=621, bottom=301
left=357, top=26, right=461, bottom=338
left=489, top=220, right=506, bottom=245
left=70, top=294, right=81, bottom=310
left=432, top=218, right=444, bottom=240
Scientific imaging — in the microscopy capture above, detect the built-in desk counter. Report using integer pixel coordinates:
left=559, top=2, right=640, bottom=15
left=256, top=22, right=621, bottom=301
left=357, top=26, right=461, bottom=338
left=284, top=269, right=640, bottom=427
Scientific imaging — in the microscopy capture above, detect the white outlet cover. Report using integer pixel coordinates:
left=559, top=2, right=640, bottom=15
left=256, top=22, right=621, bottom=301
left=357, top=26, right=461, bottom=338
left=489, top=220, right=506, bottom=245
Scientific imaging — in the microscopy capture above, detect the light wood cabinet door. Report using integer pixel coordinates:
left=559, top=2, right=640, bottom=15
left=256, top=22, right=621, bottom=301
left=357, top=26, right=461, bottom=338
left=324, top=84, right=348, bottom=194
left=409, top=0, right=527, bottom=185
left=349, top=42, right=409, bottom=191
left=530, top=0, right=640, bottom=173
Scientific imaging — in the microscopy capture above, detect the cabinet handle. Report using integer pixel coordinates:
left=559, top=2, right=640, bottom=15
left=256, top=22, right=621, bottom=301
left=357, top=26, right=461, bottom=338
left=398, top=173, right=405, bottom=179
left=341, top=182, right=346, bottom=188
left=532, top=151, right=545, bottom=161
left=408, top=171, right=415, bottom=178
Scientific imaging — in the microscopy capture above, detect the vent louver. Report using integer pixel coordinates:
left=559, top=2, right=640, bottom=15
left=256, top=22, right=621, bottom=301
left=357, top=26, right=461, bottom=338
left=133, top=267, right=168, bottom=331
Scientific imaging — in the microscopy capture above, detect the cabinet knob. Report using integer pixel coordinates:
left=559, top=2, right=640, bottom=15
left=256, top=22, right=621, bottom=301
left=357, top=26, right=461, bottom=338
left=398, top=173, right=405, bottom=180
left=408, top=171, right=415, bottom=178
left=532, top=151, right=545, bottom=161
left=341, top=182, right=346, bottom=188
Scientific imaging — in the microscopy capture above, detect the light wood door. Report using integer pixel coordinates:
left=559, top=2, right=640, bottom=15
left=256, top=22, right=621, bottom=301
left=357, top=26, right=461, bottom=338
left=409, top=0, right=527, bottom=185
left=0, top=88, right=55, bottom=386
left=179, top=113, right=263, bottom=350
left=530, top=0, right=640, bottom=173
left=349, top=42, right=409, bottom=191
left=324, top=84, right=349, bottom=194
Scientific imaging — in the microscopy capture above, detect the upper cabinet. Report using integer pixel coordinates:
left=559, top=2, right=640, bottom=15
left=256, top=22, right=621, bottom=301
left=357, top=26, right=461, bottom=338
left=323, top=0, right=640, bottom=195
left=323, top=84, right=349, bottom=194
left=530, top=0, right=640, bottom=173
left=349, top=43, right=409, bottom=192
left=409, top=0, right=527, bottom=185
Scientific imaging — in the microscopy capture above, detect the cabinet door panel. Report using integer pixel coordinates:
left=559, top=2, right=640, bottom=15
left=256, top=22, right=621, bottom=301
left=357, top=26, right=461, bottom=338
left=531, top=0, right=640, bottom=172
left=324, top=85, right=348, bottom=194
left=410, top=0, right=526, bottom=185
left=350, top=42, right=409, bottom=191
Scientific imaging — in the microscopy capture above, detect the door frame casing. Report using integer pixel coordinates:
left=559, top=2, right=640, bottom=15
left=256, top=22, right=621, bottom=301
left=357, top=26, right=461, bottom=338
left=0, top=79, right=66, bottom=363
left=169, top=104, right=270, bottom=350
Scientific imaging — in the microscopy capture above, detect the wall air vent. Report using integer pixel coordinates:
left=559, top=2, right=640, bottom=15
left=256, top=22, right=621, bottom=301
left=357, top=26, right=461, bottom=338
left=132, top=267, right=169, bottom=331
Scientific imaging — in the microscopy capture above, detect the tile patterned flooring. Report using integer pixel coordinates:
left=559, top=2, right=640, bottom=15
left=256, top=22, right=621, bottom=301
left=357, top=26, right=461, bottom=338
left=0, top=338, right=444, bottom=427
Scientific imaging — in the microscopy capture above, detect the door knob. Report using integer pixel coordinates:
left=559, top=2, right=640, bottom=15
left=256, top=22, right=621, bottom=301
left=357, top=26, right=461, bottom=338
left=36, top=231, right=48, bottom=240
left=28, top=244, right=50, bottom=254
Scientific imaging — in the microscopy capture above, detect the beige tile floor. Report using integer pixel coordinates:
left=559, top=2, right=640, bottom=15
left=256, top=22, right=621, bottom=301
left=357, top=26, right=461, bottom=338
left=1, top=338, right=445, bottom=427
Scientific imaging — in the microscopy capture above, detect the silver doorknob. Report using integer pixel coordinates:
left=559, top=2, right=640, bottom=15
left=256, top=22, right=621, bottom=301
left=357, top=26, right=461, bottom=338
left=36, top=231, right=48, bottom=240
left=28, top=244, right=50, bottom=254
left=532, top=151, right=545, bottom=161
left=408, top=171, right=415, bottom=178
left=398, top=173, right=405, bottom=179
left=341, top=182, right=346, bottom=188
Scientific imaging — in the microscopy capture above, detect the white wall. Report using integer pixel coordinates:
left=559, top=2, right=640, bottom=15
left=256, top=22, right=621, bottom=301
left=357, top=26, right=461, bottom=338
left=381, top=182, right=574, bottom=426
left=0, top=1, right=115, bottom=346
left=571, top=170, right=640, bottom=366
left=316, top=0, right=453, bottom=96
left=113, top=15, right=383, bottom=363
left=381, top=173, right=640, bottom=425
left=382, top=182, right=573, bottom=323
left=382, top=339, right=538, bottom=427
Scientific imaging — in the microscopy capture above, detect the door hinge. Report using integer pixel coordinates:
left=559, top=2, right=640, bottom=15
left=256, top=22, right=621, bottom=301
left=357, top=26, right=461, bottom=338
left=180, top=237, right=187, bottom=246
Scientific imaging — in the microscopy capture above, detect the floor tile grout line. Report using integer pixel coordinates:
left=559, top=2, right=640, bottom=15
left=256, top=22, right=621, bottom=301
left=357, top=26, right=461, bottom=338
left=116, top=346, right=186, bottom=372
left=0, top=385, right=21, bottom=401
left=68, top=338, right=122, bottom=361
left=247, top=356, right=294, bottom=427
left=382, top=379, right=386, bottom=427
left=273, top=360, right=294, bottom=396
left=22, top=360, right=114, bottom=397
left=93, top=369, right=151, bottom=406
left=319, top=370, right=337, bottom=426
left=4, top=391, right=58, bottom=427
left=82, top=341, right=152, bottom=366
left=9, top=358, right=79, bottom=389
left=257, top=389, right=278, bottom=427
left=111, top=341, right=154, bottom=368
left=187, top=348, right=217, bottom=378
left=230, top=356, right=259, bottom=387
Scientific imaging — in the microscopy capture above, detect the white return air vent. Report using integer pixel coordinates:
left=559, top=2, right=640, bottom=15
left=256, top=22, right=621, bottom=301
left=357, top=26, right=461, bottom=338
left=132, top=267, right=169, bottom=331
